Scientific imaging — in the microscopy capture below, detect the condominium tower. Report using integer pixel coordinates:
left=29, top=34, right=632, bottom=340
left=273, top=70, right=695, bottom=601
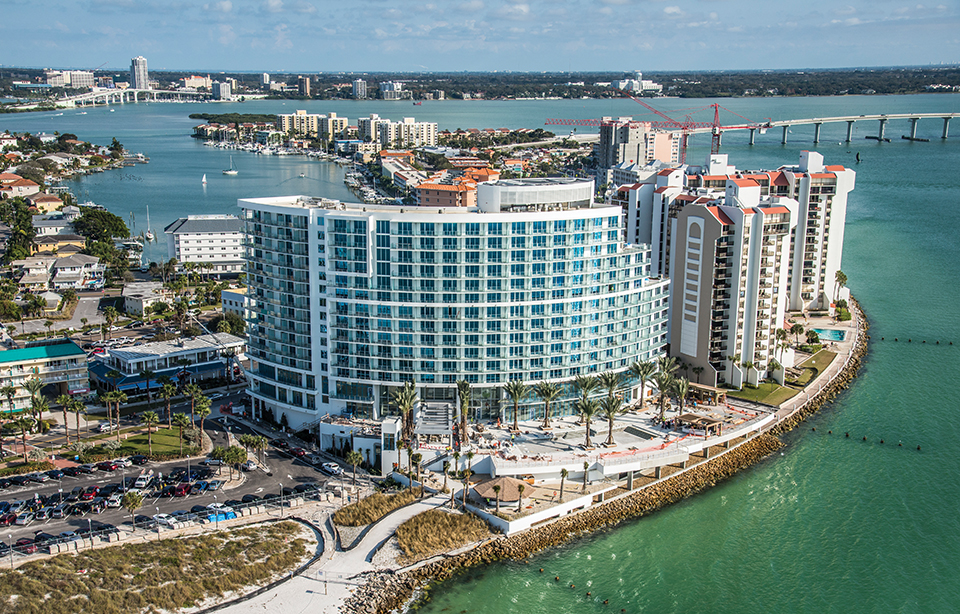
left=130, top=56, right=149, bottom=90
left=597, top=117, right=679, bottom=170
left=240, top=178, right=670, bottom=430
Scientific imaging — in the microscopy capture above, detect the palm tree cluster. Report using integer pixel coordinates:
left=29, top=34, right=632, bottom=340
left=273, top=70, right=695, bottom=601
left=390, top=381, right=417, bottom=445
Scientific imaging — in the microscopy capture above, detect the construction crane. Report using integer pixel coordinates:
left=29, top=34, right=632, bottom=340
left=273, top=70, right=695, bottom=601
left=545, top=97, right=762, bottom=164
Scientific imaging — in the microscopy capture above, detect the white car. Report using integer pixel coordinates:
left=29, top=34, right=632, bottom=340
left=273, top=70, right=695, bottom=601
left=320, top=462, right=343, bottom=476
left=114, top=458, right=133, bottom=468
left=241, top=460, right=257, bottom=472
left=153, top=513, right=176, bottom=528
left=106, top=493, right=122, bottom=508
left=98, top=422, right=117, bottom=433
left=133, top=475, right=151, bottom=489
left=206, top=503, right=235, bottom=514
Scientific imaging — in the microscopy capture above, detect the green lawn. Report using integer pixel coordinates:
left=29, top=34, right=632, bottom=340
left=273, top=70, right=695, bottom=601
left=86, top=427, right=198, bottom=457
left=800, top=350, right=837, bottom=372
left=727, top=382, right=799, bottom=406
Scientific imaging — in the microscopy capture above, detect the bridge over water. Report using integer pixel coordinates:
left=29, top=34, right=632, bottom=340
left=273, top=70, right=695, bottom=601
left=688, top=112, right=960, bottom=144
left=55, top=88, right=211, bottom=108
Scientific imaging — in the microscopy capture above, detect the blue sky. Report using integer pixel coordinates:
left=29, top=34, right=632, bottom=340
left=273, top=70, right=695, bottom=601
left=4, top=0, right=958, bottom=72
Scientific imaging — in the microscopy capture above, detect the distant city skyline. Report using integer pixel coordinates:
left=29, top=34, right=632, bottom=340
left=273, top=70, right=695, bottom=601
left=4, top=0, right=959, bottom=73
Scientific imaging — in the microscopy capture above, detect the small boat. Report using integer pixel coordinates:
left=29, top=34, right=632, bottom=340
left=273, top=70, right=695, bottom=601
left=413, top=102, right=422, bottom=105
left=202, top=174, right=207, bottom=185
left=223, top=156, right=238, bottom=175
left=144, top=205, right=154, bottom=241
left=299, top=173, right=306, bottom=178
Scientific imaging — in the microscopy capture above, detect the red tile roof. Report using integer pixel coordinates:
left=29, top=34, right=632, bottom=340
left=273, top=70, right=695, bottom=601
left=824, top=165, right=845, bottom=172
left=706, top=206, right=735, bottom=226
left=760, top=206, right=791, bottom=215
left=730, top=178, right=759, bottom=188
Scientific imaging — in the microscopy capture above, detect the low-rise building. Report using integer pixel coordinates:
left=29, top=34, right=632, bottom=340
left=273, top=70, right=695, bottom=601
left=27, top=193, right=64, bottom=213
left=88, top=333, right=246, bottom=394
left=122, top=282, right=169, bottom=316
left=10, top=254, right=104, bottom=291
left=221, top=287, right=249, bottom=320
left=31, top=234, right=85, bottom=255
left=415, top=179, right=478, bottom=207
left=0, top=175, right=39, bottom=199
left=164, top=214, right=245, bottom=275
left=0, top=340, right=90, bottom=411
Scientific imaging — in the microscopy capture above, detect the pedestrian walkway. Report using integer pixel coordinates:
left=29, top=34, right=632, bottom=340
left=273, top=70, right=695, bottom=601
left=216, top=493, right=449, bottom=614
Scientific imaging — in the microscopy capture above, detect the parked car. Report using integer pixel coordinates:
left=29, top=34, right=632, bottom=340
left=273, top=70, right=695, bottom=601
left=0, top=478, right=11, bottom=489
left=206, top=502, right=235, bottom=516
left=66, top=487, right=85, bottom=502
left=114, top=458, right=133, bottom=468
left=14, top=538, right=37, bottom=554
left=27, top=472, right=50, bottom=483
left=320, top=462, right=343, bottom=476
left=62, top=467, right=82, bottom=478
left=0, top=513, right=17, bottom=527
left=133, top=475, right=152, bottom=489
left=207, top=480, right=224, bottom=491
left=270, top=439, right=289, bottom=449
left=97, top=423, right=117, bottom=433
left=153, top=513, right=176, bottom=528
left=129, top=455, right=148, bottom=466
left=89, top=499, right=106, bottom=514
left=289, top=447, right=307, bottom=457
left=173, top=483, right=191, bottom=497
left=59, top=531, right=81, bottom=543
left=190, top=481, right=209, bottom=495
left=106, top=493, right=123, bottom=508
left=241, top=494, right=261, bottom=504
left=45, top=469, right=65, bottom=480
left=35, top=506, right=54, bottom=521
left=79, top=486, right=100, bottom=501
left=52, top=503, right=71, bottom=519
left=200, top=458, right=224, bottom=467
left=96, top=461, right=119, bottom=472
left=77, top=464, right=97, bottom=474
left=241, top=459, right=257, bottom=472
left=15, top=512, right=35, bottom=526
left=190, top=505, right=210, bottom=515
left=8, top=475, right=31, bottom=487
left=33, top=532, right=58, bottom=546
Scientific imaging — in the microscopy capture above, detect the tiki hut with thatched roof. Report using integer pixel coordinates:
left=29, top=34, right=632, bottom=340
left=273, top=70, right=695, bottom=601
left=473, top=476, right=530, bottom=504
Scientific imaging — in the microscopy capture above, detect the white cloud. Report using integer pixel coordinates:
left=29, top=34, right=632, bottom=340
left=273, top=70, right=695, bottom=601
left=203, top=1, right=232, bottom=13
left=218, top=23, right=236, bottom=45
left=834, top=5, right=855, bottom=15
left=663, top=5, right=682, bottom=17
left=274, top=23, right=292, bottom=48
left=498, top=2, right=531, bottom=20
left=459, top=0, right=484, bottom=11
left=290, top=0, right=316, bottom=13
left=264, top=0, right=284, bottom=12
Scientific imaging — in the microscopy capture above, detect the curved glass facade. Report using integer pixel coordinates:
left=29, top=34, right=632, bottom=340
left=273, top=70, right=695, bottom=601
left=242, top=180, right=670, bottom=429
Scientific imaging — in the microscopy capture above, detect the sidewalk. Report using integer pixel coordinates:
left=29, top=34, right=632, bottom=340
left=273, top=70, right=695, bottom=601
left=216, top=494, right=449, bottom=614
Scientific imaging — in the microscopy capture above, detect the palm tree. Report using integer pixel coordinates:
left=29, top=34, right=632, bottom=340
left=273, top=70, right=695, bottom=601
left=577, top=398, right=599, bottom=449
left=172, top=413, right=191, bottom=456
left=195, top=395, right=212, bottom=433
left=184, top=383, right=202, bottom=423
left=141, top=410, right=160, bottom=455
left=601, top=395, right=624, bottom=446
left=111, top=391, right=127, bottom=442
left=56, top=393, right=73, bottom=446
left=252, top=435, right=268, bottom=464
left=492, top=484, right=501, bottom=513
left=105, top=369, right=122, bottom=392
left=629, top=361, right=656, bottom=410
left=790, top=323, right=805, bottom=346
left=69, top=399, right=85, bottom=445
left=672, top=377, right=690, bottom=418
left=442, top=461, right=450, bottom=493
left=390, top=381, right=417, bottom=444
left=44, top=320, right=54, bottom=338
left=503, top=379, right=527, bottom=433
left=572, top=374, right=599, bottom=424
left=456, top=379, right=471, bottom=443
left=533, top=381, right=562, bottom=429
left=692, top=366, right=704, bottom=384
left=652, top=371, right=675, bottom=422
left=346, top=450, right=363, bottom=494
left=122, top=491, right=144, bottom=530
left=12, top=416, right=35, bottom=460
left=559, top=468, right=568, bottom=502
left=24, top=377, right=43, bottom=417
left=768, top=358, right=783, bottom=376
left=582, top=460, right=590, bottom=492
left=411, top=452, right=423, bottom=497
left=159, top=381, right=177, bottom=428
left=517, top=483, right=525, bottom=512
left=466, top=450, right=475, bottom=480
left=103, top=306, right=118, bottom=340
left=657, top=355, right=680, bottom=377
left=597, top=371, right=622, bottom=403
left=450, top=451, right=460, bottom=508
left=31, top=397, right=48, bottom=434
left=175, top=358, right=193, bottom=388
left=139, top=368, right=156, bottom=409
left=216, top=319, right=231, bottom=334
left=834, top=269, right=847, bottom=301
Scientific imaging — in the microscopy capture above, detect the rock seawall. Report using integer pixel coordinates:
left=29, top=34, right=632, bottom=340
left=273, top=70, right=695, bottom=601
left=343, top=299, right=869, bottom=614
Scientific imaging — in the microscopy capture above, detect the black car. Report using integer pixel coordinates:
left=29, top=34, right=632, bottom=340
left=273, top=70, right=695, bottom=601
left=33, top=532, right=58, bottom=546
left=224, top=500, right=243, bottom=508
left=70, top=502, right=92, bottom=516
left=0, top=478, right=12, bottom=489
left=190, top=505, right=209, bottom=515
left=270, top=439, right=289, bottom=449
left=99, top=484, right=119, bottom=497
left=62, top=467, right=82, bottom=478
left=293, top=483, right=320, bottom=494
left=45, top=469, right=65, bottom=481
left=66, top=487, right=85, bottom=503
left=0, top=541, right=10, bottom=556
left=241, top=494, right=261, bottom=503
left=129, top=455, right=148, bottom=466
left=8, top=475, right=31, bottom=487
left=169, top=468, right=187, bottom=481
left=158, top=485, right=176, bottom=497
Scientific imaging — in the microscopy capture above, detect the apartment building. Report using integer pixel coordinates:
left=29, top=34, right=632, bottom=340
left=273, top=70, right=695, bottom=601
left=164, top=215, right=245, bottom=274
left=597, top=117, right=679, bottom=169
left=240, top=178, right=670, bottom=430
left=130, top=56, right=149, bottom=90
left=277, top=110, right=348, bottom=139
left=0, top=340, right=90, bottom=410
left=377, top=117, right=438, bottom=148
left=353, top=79, right=367, bottom=99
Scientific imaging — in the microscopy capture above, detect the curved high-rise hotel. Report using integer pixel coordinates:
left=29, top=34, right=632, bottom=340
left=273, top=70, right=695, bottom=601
left=240, top=179, right=670, bottom=430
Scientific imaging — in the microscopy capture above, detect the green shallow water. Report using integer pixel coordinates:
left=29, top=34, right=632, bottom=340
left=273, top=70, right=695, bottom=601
left=3, top=93, right=959, bottom=612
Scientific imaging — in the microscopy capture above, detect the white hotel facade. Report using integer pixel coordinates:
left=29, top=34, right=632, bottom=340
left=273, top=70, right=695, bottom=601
left=240, top=179, right=670, bottom=431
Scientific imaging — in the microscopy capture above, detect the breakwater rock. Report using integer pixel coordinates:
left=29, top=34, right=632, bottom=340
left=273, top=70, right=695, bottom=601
left=343, top=433, right=784, bottom=614
left=770, top=298, right=869, bottom=436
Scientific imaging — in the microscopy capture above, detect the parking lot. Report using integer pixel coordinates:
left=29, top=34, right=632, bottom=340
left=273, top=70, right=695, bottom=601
left=0, top=426, right=363, bottom=559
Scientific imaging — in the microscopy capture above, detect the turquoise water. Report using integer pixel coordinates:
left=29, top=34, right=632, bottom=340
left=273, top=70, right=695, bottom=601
left=812, top=328, right=846, bottom=342
left=3, top=94, right=960, bottom=612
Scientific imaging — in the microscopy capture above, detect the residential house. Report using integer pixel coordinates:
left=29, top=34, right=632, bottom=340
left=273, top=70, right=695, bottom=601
left=122, top=282, right=169, bottom=316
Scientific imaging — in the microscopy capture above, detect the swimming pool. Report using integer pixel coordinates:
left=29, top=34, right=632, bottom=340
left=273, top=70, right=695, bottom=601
left=811, top=328, right=846, bottom=342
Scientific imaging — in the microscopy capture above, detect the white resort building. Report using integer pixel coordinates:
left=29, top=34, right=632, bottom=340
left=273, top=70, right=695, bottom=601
left=164, top=215, right=245, bottom=275
left=240, top=178, right=672, bottom=468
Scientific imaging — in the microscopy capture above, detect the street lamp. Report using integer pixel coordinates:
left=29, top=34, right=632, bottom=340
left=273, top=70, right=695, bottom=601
left=279, top=482, right=284, bottom=518
left=213, top=495, right=219, bottom=530
left=8, top=533, right=12, bottom=569
left=87, top=518, right=93, bottom=549
left=155, top=506, right=161, bottom=540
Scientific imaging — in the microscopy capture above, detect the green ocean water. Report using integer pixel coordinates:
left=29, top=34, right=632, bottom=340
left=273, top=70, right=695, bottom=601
left=3, top=93, right=959, bottom=612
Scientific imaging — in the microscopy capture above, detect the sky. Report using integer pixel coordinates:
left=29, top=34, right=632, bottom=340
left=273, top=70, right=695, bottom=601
left=3, top=0, right=959, bottom=73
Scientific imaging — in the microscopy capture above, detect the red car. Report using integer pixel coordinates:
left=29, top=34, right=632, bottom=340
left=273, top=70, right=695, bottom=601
left=290, top=447, right=307, bottom=457
left=14, top=538, right=37, bottom=554
left=173, top=483, right=190, bottom=497
left=79, top=486, right=100, bottom=501
left=0, top=513, right=16, bottom=527
left=96, top=461, right=118, bottom=472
